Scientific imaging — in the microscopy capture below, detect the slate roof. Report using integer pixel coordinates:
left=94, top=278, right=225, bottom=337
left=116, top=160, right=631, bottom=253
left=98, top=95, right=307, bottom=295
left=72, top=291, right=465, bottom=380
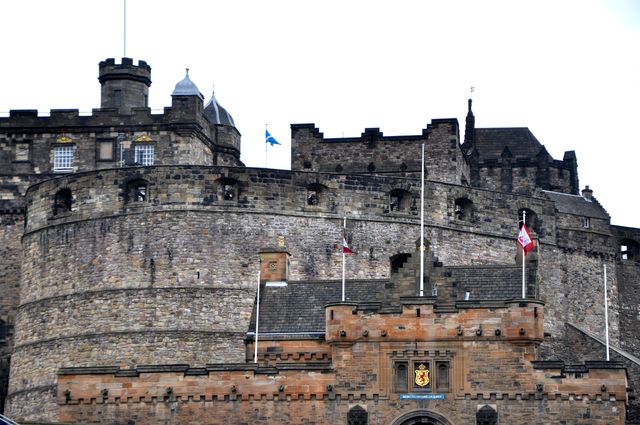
left=249, top=280, right=386, bottom=334
left=250, top=266, right=529, bottom=335
left=473, top=127, right=545, bottom=161
left=542, top=190, right=610, bottom=219
left=204, top=92, right=236, bottom=127
left=449, top=266, right=528, bottom=301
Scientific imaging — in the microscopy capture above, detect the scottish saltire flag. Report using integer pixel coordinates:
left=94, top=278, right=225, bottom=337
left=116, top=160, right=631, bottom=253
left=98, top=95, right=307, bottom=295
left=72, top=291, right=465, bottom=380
left=265, top=130, right=281, bottom=146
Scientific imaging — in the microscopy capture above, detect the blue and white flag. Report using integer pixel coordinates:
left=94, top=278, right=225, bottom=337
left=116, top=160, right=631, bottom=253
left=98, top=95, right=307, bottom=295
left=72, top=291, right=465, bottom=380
left=265, top=130, right=281, bottom=146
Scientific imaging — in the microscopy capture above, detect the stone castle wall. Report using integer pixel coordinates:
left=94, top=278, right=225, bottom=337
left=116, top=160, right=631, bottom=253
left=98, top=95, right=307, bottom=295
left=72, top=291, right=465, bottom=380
left=7, top=163, right=630, bottom=420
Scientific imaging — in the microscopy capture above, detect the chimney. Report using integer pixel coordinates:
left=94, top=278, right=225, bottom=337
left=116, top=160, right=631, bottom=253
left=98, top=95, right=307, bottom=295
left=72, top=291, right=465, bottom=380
left=259, top=236, right=290, bottom=284
left=581, top=185, right=593, bottom=201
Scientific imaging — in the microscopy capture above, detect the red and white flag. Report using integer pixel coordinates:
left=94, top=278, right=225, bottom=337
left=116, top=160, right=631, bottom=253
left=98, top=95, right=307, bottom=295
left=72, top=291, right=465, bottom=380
left=518, top=225, right=534, bottom=255
left=342, top=236, right=354, bottom=254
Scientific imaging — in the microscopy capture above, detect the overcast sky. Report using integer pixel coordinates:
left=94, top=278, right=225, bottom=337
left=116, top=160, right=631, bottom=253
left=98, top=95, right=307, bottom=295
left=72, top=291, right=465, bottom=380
left=1, top=0, right=639, bottom=227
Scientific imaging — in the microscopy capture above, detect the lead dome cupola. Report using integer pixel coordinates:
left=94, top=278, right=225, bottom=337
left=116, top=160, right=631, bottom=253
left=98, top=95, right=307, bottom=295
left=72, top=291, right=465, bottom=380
left=172, top=69, right=204, bottom=99
left=204, top=89, right=236, bottom=127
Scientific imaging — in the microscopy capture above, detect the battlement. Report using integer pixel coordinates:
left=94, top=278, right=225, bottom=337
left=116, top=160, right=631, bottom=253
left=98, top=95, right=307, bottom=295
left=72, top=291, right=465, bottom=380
left=98, top=57, right=151, bottom=85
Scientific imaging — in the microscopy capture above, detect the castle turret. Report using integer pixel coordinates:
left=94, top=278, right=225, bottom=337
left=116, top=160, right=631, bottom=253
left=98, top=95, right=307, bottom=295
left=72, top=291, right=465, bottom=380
left=170, top=69, right=204, bottom=117
left=98, top=58, right=151, bottom=113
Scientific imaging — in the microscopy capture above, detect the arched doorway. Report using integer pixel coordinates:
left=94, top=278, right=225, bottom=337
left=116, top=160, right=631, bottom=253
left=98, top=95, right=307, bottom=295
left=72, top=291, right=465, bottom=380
left=391, top=410, right=452, bottom=425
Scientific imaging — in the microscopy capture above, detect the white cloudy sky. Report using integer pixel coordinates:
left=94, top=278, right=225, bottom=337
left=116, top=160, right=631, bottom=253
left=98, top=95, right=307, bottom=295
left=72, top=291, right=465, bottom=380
left=1, top=0, right=639, bottom=227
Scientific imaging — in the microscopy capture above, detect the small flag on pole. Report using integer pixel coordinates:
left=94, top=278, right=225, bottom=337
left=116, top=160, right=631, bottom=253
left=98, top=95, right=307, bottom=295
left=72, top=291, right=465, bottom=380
left=265, top=129, right=281, bottom=146
left=518, top=225, right=534, bottom=255
left=342, top=235, right=354, bottom=254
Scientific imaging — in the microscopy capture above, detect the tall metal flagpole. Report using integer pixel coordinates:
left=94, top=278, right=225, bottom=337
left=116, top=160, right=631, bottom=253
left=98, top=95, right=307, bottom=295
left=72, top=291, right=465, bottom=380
left=522, top=211, right=526, bottom=299
left=265, top=124, right=268, bottom=168
left=123, top=0, right=127, bottom=57
left=342, top=217, right=346, bottom=302
left=604, top=264, right=610, bottom=361
left=420, top=143, right=425, bottom=296
left=254, top=269, right=261, bottom=363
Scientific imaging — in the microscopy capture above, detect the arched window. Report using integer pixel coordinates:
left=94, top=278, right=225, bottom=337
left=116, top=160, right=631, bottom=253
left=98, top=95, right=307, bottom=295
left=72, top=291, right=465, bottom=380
left=476, top=405, right=498, bottom=425
left=394, top=362, right=409, bottom=392
left=620, top=239, right=640, bottom=261
left=436, top=362, right=450, bottom=392
left=53, top=188, right=73, bottom=215
left=454, top=197, right=474, bottom=221
left=347, top=405, right=368, bottom=425
left=126, top=179, right=149, bottom=203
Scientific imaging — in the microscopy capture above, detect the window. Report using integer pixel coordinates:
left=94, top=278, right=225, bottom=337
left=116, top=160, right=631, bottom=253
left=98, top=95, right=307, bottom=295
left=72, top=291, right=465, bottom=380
left=53, top=189, right=73, bottom=215
left=347, top=406, right=368, bottom=425
left=388, top=189, right=411, bottom=212
left=126, top=179, right=148, bottom=203
left=393, top=362, right=408, bottom=392
left=435, top=361, right=450, bottom=392
left=97, top=140, right=115, bottom=161
left=582, top=216, right=590, bottom=228
left=53, top=146, right=74, bottom=172
left=114, top=89, right=122, bottom=108
left=14, top=142, right=30, bottom=162
left=218, top=178, right=238, bottom=202
left=476, top=405, right=498, bottom=425
left=454, top=197, right=474, bottom=221
left=392, top=357, right=452, bottom=393
left=134, top=144, right=154, bottom=166
left=620, top=239, right=639, bottom=261
left=306, top=183, right=327, bottom=207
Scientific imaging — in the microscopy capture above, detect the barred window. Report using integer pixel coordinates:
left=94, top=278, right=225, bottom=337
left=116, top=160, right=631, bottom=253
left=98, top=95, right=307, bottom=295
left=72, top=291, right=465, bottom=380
left=134, top=144, right=154, bottom=166
left=53, top=146, right=74, bottom=172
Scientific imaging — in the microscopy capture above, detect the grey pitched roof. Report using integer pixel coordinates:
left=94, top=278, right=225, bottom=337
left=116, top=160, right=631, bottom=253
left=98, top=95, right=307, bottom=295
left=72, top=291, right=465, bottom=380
left=542, top=190, right=610, bottom=219
left=204, top=93, right=236, bottom=127
left=449, top=266, right=528, bottom=300
left=250, top=280, right=385, bottom=334
left=250, top=265, right=530, bottom=335
left=473, top=127, right=546, bottom=161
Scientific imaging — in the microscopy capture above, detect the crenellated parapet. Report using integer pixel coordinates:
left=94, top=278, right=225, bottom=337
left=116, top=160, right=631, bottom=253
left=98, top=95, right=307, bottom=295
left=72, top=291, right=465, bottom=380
left=291, top=120, right=469, bottom=185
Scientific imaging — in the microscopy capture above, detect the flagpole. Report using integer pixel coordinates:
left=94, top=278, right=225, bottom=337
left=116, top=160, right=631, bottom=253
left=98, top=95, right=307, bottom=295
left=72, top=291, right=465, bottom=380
left=123, top=0, right=127, bottom=57
left=604, top=264, right=610, bottom=361
left=254, top=269, right=261, bottom=364
left=420, top=143, right=425, bottom=297
left=265, top=124, right=268, bottom=168
left=342, top=217, right=346, bottom=302
left=522, top=211, right=526, bottom=298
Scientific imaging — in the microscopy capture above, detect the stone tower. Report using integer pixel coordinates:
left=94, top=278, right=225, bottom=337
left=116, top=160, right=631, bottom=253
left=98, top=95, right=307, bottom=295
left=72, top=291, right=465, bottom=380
left=98, top=57, right=152, bottom=113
